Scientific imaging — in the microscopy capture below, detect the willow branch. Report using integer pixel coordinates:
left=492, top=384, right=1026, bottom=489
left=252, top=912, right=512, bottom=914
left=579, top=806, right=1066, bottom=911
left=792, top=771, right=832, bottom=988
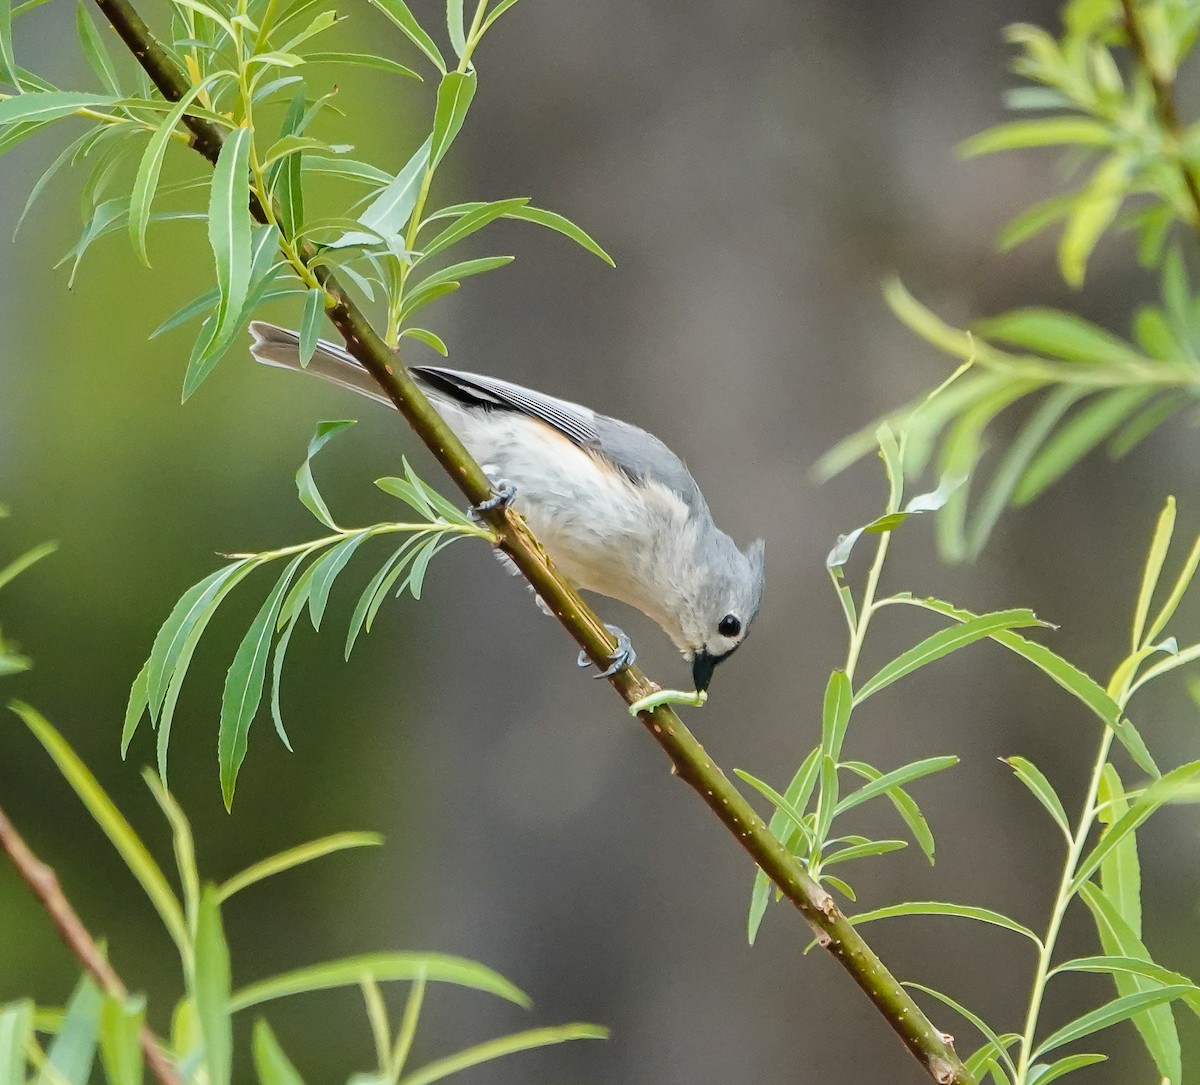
left=85, top=2, right=971, bottom=1080
left=0, top=803, right=185, bottom=1085
left=1121, top=0, right=1200, bottom=231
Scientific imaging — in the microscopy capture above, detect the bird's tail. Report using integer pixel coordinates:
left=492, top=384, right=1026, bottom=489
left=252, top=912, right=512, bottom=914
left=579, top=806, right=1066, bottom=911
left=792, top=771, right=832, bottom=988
left=247, top=321, right=395, bottom=408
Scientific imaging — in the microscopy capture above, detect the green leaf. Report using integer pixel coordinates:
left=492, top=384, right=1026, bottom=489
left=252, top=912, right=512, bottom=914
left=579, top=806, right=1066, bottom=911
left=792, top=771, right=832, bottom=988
left=365, top=0, right=446, bottom=72
left=217, top=832, right=382, bottom=902
left=303, top=51, right=419, bottom=79
left=820, top=670, right=851, bottom=763
left=855, top=609, right=1045, bottom=703
left=399, top=281, right=459, bottom=322
left=0, top=539, right=56, bottom=591
left=252, top=1020, right=307, bottom=1085
left=207, top=125, right=253, bottom=345
left=0, top=1001, right=32, bottom=1085
left=904, top=981, right=1016, bottom=1080
left=296, top=419, right=355, bottom=528
left=194, top=887, right=232, bottom=1085
left=505, top=204, right=614, bottom=265
left=733, top=769, right=811, bottom=845
left=0, top=0, right=15, bottom=85
left=1033, top=987, right=1195, bottom=1061
left=75, top=4, right=121, bottom=95
left=130, top=82, right=209, bottom=267
left=12, top=703, right=190, bottom=958
left=446, top=0, right=465, bottom=57
left=419, top=198, right=529, bottom=261
left=398, top=1025, right=607, bottom=1085
left=0, top=90, right=114, bottom=125
left=480, top=0, right=521, bottom=32
left=298, top=287, right=324, bottom=367
left=1059, top=154, right=1130, bottom=288
left=429, top=70, right=476, bottom=167
left=850, top=900, right=1042, bottom=947
left=219, top=554, right=306, bottom=809
left=36, top=973, right=100, bottom=1085
left=98, top=995, right=145, bottom=1085
left=996, top=192, right=1077, bottom=252
left=352, top=137, right=431, bottom=243
left=823, top=838, right=907, bottom=866
left=306, top=534, right=368, bottom=630
left=959, top=117, right=1112, bottom=157
left=1026, top=1054, right=1107, bottom=1085
left=401, top=327, right=448, bottom=355
left=834, top=756, right=958, bottom=817
left=1004, top=756, right=1070, bottom=838
left=823, top=875, right=855, bottom=901
left=841, top=760, right=937, bottom=862
left=143, top=771, right=200, bottom=933
left=231, top=953, right=530, bottom=1012
left=344, top=538, right=419, bottom=659
left=973, top=308, right=1146, bottom=367
left=1097, top=764, right=1141, bottom=937
left=1014, top=388, right=1155, bottom=505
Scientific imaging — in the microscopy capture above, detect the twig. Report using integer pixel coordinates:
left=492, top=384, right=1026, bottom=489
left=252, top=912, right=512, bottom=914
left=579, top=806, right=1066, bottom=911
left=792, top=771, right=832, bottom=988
left=0, top=803, right=185, bottom=1085
left=1121, top=0, right=1200, bottom=231
left=83, top=3, right=973, bottom=1080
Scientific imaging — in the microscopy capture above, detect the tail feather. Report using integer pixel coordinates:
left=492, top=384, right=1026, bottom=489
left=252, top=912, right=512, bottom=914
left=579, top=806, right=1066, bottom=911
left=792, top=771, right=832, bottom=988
left=248, top=321, right=395, bottom=408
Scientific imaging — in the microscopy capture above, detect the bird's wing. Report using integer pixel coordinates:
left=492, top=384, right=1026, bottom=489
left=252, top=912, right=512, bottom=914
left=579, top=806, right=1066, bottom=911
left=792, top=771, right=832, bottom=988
left=411, top=365, right=601, bottom=448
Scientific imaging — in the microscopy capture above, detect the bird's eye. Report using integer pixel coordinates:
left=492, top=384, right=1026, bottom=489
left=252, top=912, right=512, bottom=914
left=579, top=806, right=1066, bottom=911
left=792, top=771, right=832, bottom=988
left=718, top=614, right=742, bottom=638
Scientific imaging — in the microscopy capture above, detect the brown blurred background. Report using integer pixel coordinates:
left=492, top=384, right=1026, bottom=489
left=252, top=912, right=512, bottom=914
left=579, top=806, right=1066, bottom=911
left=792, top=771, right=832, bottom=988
left=4, top=0, right=1200, bottom=1081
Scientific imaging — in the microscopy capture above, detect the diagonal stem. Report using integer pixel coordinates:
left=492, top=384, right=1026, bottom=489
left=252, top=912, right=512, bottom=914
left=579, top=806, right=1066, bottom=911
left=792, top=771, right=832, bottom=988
left=0, top=803, right=185, bottom=1085
left=82, top=2, right=974, bottom=1079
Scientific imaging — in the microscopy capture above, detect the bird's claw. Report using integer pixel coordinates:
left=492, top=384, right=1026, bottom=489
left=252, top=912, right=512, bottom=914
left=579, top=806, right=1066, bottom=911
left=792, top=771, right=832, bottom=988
left=578, top=624, right=636, bottom=679
left=469, top=480, right=517, bottom=521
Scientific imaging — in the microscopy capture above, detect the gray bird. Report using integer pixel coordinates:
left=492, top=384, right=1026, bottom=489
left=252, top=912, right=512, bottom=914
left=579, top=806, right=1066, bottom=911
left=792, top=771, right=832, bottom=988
left=248, top=322, right=764, bottom=691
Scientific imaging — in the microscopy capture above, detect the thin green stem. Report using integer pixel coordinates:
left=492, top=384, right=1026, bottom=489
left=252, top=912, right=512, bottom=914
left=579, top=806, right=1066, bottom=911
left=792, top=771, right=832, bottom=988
left=361, top=977, right=393, bottom=1074
left=224, top=520, right=493, bottom=562
left=388, top=972, right=426, bottom=1082
left=458, top=0, right=488, bottom=72
left=844, top=531, right=893, bottom=683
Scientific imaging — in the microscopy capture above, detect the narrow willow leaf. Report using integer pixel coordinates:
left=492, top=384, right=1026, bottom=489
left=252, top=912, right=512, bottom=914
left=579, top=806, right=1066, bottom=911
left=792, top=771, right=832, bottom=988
left=1059, top=154, right=1130, bottom=288
left=252, top=1021, right=307, bottom=1085
left=231, top=953, right=529, bottom=1012
left=0, top=90, right=114, bottom=125
left=446, top=0, right=465, bottom=56
left=812, top=754, right=839, bottom=847
left=506, top=204, right=614, bottom=265
left=0, top=1001, right=32, bottom=1085
left=352, top=137, right=430, bottom=243
left=399, top=281, right=459, bottom=322
left=269, top=611, right=299, bottom=750
left=855, top=610, right=1044, bottom=703
left=430, top=70, right=476, bottom=167
left=823, top=839, right=906, bottom=866
left=36, top=973, right=100, bottom=1085
left=1004, top=756, right=1070, bottom=838
left=821, top=671, right=852, bottom=762
left=296, top=419, right=355, bottom=528
left=1144, top=527, right=1200, bottom=646
left=143, top=771, right=200, bottom=934
left=121, top=661, right=150, bottom=756
left=905, top=981, right=1016, bottom=1079
left=401, top=326, right=448, bottom=355
left=303, top=51, right=420, bottom=79
left=408, top=255, right=513, bottom=298
left=345, top=539, right=415, bottom=658
left=130, top=82, right=209, bottom=266
left=419, top=197, right=528, bottom=261
left=0, top=0, right=14, bottom=85
left=303, top=154, right=392, bottom=185
left=1026, top=1054, right=1107, bottom=1085
left=364, top=535, right=428, bottom=630
left=12, top=703, right=190, bottom=957
left=217, top=832, right=382, bottom=902
left=959, top=117, right=1112, bottom=156
left=480, top=0, right=521, bottom=31
left=1014, top=388, right=1156, bottom=505
left=306, top=534, right=367, bottom=630
left=98, top=995, right=144, bottom=1085
left=207, top=126, right=252, bottom=344
left=842, top=760, right=936, bottom=861
left=219, top=554, right=305, bottom=809
left=996, top=191, right=1077, bottom=251
left=733, top=770, right=810, bottom=842
left=1072, top=761, right=1200, bottom=893
left=1079, top=883, right=1184, bottom=1084
left=834, top=757, right=958, bottom=816
left=1033, top=987, right=1194, bottom=1061
left=973, top=308, right=1146, bottom=367
left=194, top=888, right=232, bottom=1085
left=365, top=0, right=446, bottom=72
left=399, top=1025, right=607, bottom=1085
left=850, top=900, right=1042, bottom=947
left=298, top=287, right=324, bottom=367
left=1097, top=763, right=1141, bottom=937
left=75, top=4, right=120, bottom=95
left=0, top=539, right=56, bottom=590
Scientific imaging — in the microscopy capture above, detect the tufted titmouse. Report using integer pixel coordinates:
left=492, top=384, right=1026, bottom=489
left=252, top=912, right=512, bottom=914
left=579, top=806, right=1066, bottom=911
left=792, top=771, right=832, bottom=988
left=248, top=322, right=764, bottom=691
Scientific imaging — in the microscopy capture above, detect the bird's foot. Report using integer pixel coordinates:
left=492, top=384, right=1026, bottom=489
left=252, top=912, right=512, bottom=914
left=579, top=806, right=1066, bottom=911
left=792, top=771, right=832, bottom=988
left=469, top=480, right=517, bottom=521
left=578, top=624, right=637, bottom=679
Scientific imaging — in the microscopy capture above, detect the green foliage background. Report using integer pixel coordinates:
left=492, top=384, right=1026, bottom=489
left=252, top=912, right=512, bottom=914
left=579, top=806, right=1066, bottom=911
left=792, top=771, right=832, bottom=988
left=8, top=1, right=1200, bottom=1083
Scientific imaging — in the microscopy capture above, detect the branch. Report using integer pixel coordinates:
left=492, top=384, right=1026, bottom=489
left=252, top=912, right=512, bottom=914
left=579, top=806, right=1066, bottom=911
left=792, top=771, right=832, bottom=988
left=0, top=803, right=185, bottom=1085
left=85, top=3, right=972, bottom=1080
left=1121, top=0, right=1200, bottom=231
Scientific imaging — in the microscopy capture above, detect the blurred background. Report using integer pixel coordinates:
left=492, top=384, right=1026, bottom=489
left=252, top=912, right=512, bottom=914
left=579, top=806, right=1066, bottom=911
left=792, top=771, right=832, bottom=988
left=3, top=0, right=1200, bottom=1081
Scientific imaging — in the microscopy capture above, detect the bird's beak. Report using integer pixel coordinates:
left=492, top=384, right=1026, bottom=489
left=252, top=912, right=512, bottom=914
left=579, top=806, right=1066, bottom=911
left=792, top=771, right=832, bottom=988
left=692, top=649, right=718, bottom=693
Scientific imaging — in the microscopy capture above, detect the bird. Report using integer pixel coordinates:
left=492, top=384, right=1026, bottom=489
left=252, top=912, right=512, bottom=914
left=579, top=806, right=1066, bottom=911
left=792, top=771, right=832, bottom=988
left=248, top=321, right=764, bottom=692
